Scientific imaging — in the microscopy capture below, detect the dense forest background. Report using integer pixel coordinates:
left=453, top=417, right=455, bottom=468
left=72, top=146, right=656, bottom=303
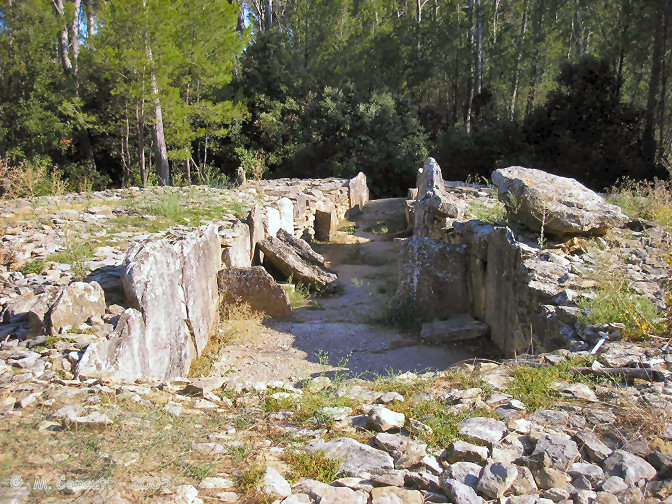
left=1, top=0, right=671, bottom=197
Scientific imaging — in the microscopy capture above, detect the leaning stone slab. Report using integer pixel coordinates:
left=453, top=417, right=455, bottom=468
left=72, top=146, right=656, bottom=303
left=259, top=232, right=337, bottom=289
left=217, top=266, right=290, bottom=318
left=491, top=166, right=629, bottom=237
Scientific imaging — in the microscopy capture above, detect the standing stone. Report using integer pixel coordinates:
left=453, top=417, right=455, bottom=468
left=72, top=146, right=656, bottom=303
left=315, top=208, right=338, bottom=241
left=247, top=204, right=266, bottom=263
left=414, top=158, right=460, bottom=239
left=217, top=267, right=290, bottom=318
left=264, top=206, right=281, bottom=238
left=396, top=236, right=469, bottom=321
left=278, top=198, right=295, bottom=235
left=348, top=172, right=369, bottom=210
left=220, top=221, right=251, bottom=268
left=491, top=166, right=629, bottom=237
left=235, top=167, right=246, bottom=186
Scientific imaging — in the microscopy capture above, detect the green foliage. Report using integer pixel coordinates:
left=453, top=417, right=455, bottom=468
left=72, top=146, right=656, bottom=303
left=506, top=365, right=564, bottom=411
left=283, top=450, right=342, bottom=483
left=46, top=237, right=95, bottom=281
left=372, top=297, right=423, bottom=333
left=173, top=459, right=213, bottom=480
left=607, top=179, right=672, bottom=228
left=19, top=259, right=45, bottom=276
left=577, top=287, right=663, bottom=341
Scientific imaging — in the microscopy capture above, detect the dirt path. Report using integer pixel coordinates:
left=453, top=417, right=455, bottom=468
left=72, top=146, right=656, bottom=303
left=215, top=198, right=478, bottom=384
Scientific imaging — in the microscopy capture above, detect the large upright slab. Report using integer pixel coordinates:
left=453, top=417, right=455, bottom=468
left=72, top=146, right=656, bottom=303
left=396, top=236, right=469, bottom=321
left=348, top=172, right=369, bottom=210
left=77, top=224, right=221, bottom=382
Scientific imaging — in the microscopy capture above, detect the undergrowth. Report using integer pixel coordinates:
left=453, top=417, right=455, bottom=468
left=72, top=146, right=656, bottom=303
left=607, top=178, right=672, bottom=228
left=283, top=450, right=342, bottom=483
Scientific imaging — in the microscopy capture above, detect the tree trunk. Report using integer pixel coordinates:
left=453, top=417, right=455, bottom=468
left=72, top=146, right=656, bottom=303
left=264, top=0, right=272, bottom=30
left=147, top=44, right=170, bottom=186
left=644, top=0, right=665, bottom=164
left=510, top=0, right=529, bottom=121
left=615, top=0, right=632, bottom=101
left=137, top=101, right=147, bottom=188
left=525, top=0, right=545, bottom=118
left=657, top=2, right=670, bottom=164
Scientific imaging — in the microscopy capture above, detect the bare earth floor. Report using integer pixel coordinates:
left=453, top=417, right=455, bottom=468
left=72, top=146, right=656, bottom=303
left=214, top=198, right=481, bottom=384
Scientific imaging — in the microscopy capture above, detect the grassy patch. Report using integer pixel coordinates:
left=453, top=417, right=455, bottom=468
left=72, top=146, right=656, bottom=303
left=607, top=178, right=672, bottom=228
left=467, top=198, right=507, bottom=224
left=283, top=276, right=313, bottom=309
left=283, top=450, right=342, bottom=483
left=19, top=259, right=45, bottom=275
left=340, top=224, right=358, bottom=234
left=577, top=287, right=663, bottom=340
left=506, top=365, right=565, bottom=411
left=189, top=302, right=265, bottom=377
left=46, top=235, right=95, bottom=281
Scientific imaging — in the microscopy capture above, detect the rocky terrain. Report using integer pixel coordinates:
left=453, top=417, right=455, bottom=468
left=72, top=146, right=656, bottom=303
left=0, top=165, right=671, bottom=504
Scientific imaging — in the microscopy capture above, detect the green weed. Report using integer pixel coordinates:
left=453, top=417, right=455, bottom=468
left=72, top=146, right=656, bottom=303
left=283, top=450, right=342, bottom=483
left=19, top=259, right=45, bottom=275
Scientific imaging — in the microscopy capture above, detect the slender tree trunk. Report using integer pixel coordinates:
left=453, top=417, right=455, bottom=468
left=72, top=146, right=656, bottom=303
left=264, top=0, right=272, bottom=30
left=510, top=0, right=529, bottom=121
left=465, top=0, right=475, bottom=130
left=146, top=45, right=170, bottom=185
left=657, top=2, right=670, bottom=164
left=136, top=100, right=147, bottom=187
left=525, top=0, right=545, bottom=118
left=644, top=0, right=665, bottom=164
left=615, top=0, right=631, bottom=101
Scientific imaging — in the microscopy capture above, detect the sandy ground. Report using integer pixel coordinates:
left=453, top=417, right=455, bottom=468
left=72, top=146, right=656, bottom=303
left=215, top=198, right=481, bottom=385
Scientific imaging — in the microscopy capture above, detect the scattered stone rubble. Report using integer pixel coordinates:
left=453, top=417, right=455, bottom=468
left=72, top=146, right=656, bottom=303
left=0, top=164, right=671, bottom=504
left=0, top=175, right=368, bottom=382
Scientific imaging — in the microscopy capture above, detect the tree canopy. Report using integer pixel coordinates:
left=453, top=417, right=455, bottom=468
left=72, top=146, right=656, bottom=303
left=0, top=0, right=670, bottom=195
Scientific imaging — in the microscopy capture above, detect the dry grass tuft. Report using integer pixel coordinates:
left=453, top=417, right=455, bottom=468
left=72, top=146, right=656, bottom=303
left=607, top=178, right=672, bottom=228
left=189, top=301, right=265, bottom=377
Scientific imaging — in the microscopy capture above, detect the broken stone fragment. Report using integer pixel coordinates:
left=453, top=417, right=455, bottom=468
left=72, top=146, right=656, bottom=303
left=48, top=281, right=106, bottom=335
left=419, top=314, right=490, bottom=343
left=368, top=406, right=406, bottom=432
left=217, top=266, right=290, bottom=318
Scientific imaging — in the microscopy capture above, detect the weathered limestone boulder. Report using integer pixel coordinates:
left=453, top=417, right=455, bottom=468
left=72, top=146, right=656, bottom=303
left=414, top=158, right=461, bottom=238
left=306, top=437, right=394, bottom=476
left=77, top=225, right=220, bottom=382
left=491, top=167, right=629, bottom=237
left=217, top=266, right=290, bottom=318
left=220, top=221, right=251, bottom=268
left=348, top=172, right=369, bottom=210
left=419, top=314, right=490, bottom=343
left=259, top=230, right=337, bottom=289
left=48, top=281, right=106, bottom=334
left=396, top=236, right=469, bottom=321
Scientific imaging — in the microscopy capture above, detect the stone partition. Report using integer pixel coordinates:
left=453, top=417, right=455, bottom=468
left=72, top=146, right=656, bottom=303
left=400, top=159, right=587, bottom=357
